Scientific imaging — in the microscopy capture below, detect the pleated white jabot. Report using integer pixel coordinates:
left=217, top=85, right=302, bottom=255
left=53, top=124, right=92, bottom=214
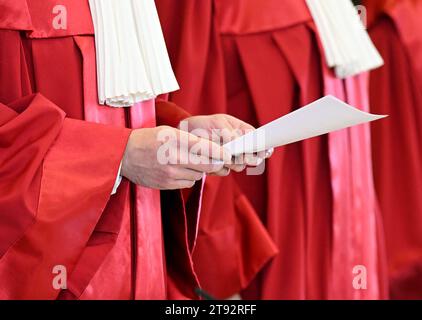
left=88, top=0, right=179, bottom=107
left=306, top=0, right=384, bottom=79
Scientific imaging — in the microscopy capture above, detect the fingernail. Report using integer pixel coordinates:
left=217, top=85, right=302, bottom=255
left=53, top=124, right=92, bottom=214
left=244, top=155, right=252, bottom=165
left=266, top=148, right=274, bottom=158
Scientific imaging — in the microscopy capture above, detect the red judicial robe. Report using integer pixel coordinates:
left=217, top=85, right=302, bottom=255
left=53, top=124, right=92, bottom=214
left=365, top=0, right=422, bottom=299
left=156, top=0, right=388, bottom=299
left=0, top=0, right=206, bottom=299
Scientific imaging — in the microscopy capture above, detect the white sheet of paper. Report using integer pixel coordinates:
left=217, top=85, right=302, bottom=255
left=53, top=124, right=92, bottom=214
left=224, top=95, right=386, bottom=156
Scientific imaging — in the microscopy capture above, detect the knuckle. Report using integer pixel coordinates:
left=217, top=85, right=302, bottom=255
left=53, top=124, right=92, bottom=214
left=222, top=168, right=230, bottom=176
left=162, top=175, right=173, bottom=186
left=212, top=163, right=224, bottom=172
left=165, top=166, right=175, bottom=178
left=233, top=165, right=246, bottom=172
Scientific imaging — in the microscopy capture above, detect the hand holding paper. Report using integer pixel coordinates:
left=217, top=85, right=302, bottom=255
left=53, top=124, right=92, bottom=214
left=224, top=95, right=386, bottom=156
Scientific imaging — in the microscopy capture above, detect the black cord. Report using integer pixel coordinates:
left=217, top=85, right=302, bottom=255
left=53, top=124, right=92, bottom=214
left=195, top=287, right=216, bottom=300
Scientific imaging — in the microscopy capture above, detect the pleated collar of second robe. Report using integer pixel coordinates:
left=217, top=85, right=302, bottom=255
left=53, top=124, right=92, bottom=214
left=305, top=0, right=384, bottom=78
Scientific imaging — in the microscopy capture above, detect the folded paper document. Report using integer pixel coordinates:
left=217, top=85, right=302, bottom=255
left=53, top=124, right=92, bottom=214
left=224, top=95, right=386, bottom=156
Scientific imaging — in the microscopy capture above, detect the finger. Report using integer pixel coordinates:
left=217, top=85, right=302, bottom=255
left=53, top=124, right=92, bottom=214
left=224, top=115, right=255, bottom=131
left=257, top=150, right=266, bottom=159
left=217, top=117, right=255, bottom=144
left=224, top=154, right=247, bottom=171
left=171, top=167, right=204, bottom=181
left=169, top=179, right=196, bottom=190
left=178, top=152, right=225, bottom=173
left=183, top=131, right=232, bottom=162
left=231, top=154, right=260, bottom=167
left=209, top=167, right=231, bottom=177
left=226, top=163, right=247, bottom=173
left=218, top=127, right=242, bottom=145
left=244, top=152, right=265, bottom=166
left=188, top=127, right=216, bottom=142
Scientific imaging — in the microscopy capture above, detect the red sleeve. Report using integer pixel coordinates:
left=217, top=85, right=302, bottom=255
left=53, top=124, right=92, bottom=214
left=0, top=93, right=131, bottom=299
left=155, top=98, right=191, bottom=128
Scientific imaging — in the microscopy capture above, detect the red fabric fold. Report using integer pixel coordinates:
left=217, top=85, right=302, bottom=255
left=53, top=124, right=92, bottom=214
left=0, top=94, right=63, bottom=258
left=0, top=93, right=130, bottom=299
left=192, top=176, right=278, bottom=298
left=365, top=0, right=422, bottom=299
left=0, top=2, right=204, bottom=299
left=155, top=99, right=191, bottom=128
left=226, top=24, right=334, bottom=299
left=157, top=0, right=280, bottom=299
left=0, top=0, right=33, bottom=31
left=214, top=0, right=312, bottom=35
left=157, top=0, right=388, bottom=300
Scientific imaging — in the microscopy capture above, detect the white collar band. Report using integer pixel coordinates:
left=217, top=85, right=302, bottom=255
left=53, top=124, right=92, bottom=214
left=306, top=0, right=384, bottom=79
left=89, top=0, right=179, bottom=107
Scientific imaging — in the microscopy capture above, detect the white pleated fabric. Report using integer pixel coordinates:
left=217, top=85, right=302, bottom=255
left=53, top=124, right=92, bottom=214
left=88, top=0, right=179, bottom=107
left=306, top=0, right=384, bottom=79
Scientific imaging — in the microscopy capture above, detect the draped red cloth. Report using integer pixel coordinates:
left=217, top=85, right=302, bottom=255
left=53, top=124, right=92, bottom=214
left=154, top=0, right=280, bottom=300
left=0, top=0, right=205, bottom=299
left=365, top=0, right=422, bottom=299
left=156, top=0, right=388, bottom=299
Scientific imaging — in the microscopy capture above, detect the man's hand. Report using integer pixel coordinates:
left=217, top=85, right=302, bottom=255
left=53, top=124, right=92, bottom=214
left=121, top=126, right=232, bottom=190
left=179, top=114, right=273, bottom=176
